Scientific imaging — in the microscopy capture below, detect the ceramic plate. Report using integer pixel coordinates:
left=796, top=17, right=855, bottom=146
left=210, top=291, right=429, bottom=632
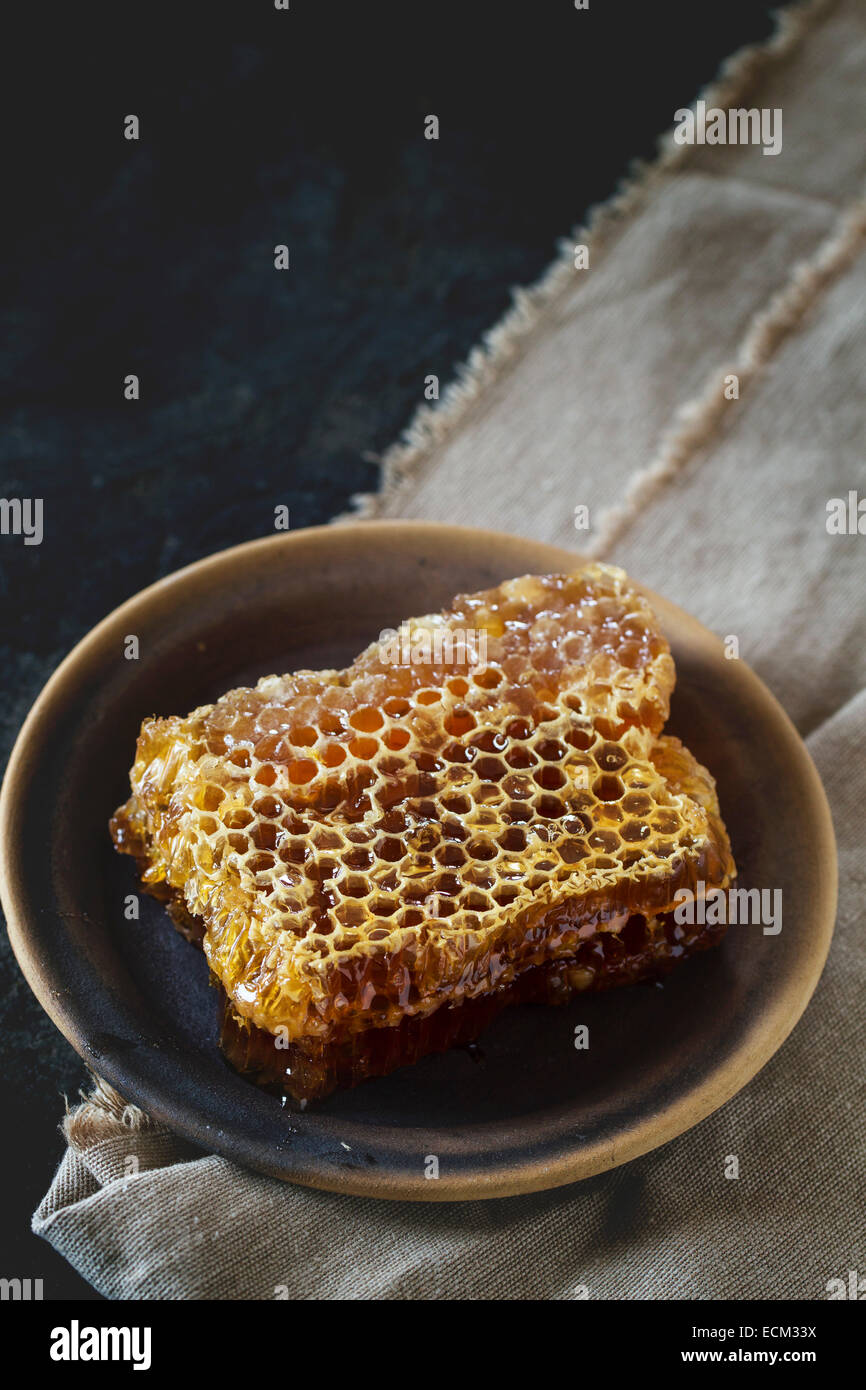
left=0, top=523, right=837, bottom=1199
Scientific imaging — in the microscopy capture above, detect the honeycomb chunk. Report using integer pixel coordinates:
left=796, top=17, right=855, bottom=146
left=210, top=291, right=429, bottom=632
left=111, top=563, right=736, bottom=1094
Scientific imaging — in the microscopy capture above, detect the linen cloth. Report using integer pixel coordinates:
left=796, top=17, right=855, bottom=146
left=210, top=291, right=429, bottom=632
left=34, top=0, right=866, bottom=1299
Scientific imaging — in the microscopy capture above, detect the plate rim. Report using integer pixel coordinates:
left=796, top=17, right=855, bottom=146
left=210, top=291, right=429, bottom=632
left=0, top=521, right=839, bottom=1200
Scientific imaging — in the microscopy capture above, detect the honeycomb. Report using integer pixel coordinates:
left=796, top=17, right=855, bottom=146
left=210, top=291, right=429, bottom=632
left=111, top=563, right=736, bottom=1071
left=220, top=910, right=728, bottom=1100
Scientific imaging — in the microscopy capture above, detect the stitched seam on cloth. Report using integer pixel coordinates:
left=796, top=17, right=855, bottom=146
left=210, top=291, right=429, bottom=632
left=587, top=194, right=866, bottom=559
left=333, top=0, right=839, bottom=524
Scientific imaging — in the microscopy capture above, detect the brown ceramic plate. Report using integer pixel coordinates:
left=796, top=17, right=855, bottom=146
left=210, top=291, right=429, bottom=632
left=0, top=522, right=837, bottom=1200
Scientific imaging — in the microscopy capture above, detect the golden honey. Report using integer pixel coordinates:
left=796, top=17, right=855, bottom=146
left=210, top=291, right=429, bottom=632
left=111, top=564, right=736, bottom=1099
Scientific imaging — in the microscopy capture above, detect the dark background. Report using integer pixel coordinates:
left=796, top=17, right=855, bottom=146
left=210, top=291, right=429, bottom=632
left=1, top=1, right=790, bottom=1300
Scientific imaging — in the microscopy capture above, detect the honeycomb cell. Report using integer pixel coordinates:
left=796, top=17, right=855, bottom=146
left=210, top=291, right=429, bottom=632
left=370, top=898, right=398, bottom=917
left=461, top=890, right=493, bottom=913
left=251, top=822, right=279, bottom=851
left=434, top=872, right=462, bottom=898
left=593, top=774, right=625, bottom=802
left=473, top=730, right=508, bottom=753
left=305, top=857, right=339, bottom=882
left=559, top=839, right=588, bottom=864
left=493, top=886, right=520, bottom=908
left=444, top=741, right=474, bottom=765
left=534, top=766, right=566, bottom=791
left=503, top=774, right=533, bottom=800
left=535, top=793, right=565, bottom=819
left=597, top=742, right=629, bottom=771
left=341, top=876, right=371, bottom=899
left=467, top=838, right=497, bottom=861
left=464, top=865, right=497, bottom=891
left=336, top=901, right=367, bottom=928
left=444, top=708, right=476, bottom=737
left=621, top=819, right=652, bottom=843
left=435, top=843, right=467, bottom=868
left=343, top=846, right=375, bottom=870
left=474, top=756, right=508, bottom=782
left=383, top=728, right=411, bottom=751
left=616, top=642, right=643, bottom=670
left=383, top=696, right=410, bottom=717
left=498, top=826, right=527, bottom=853
left=350, top=706, right=384, bottom=732
left=506, top=746, right=536, bottom=769
left=441, top=793, right=471, bottom=816
left=535, top=738, right=567, bottom=761
left=348, top=736, right=378, bottom=760
left=588, top=830, right=621, bottom=854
